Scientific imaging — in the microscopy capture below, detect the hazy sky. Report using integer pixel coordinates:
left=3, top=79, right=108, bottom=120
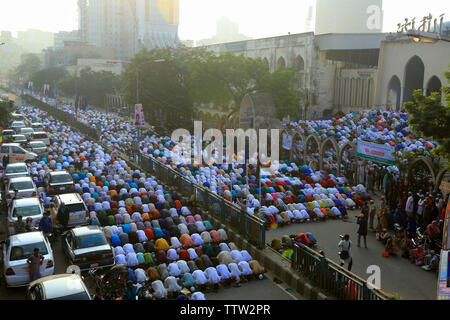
left=0, top=0, right=448, bottom=40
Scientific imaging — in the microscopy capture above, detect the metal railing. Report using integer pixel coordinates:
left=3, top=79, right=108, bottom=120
left=291, top=243, right=392, bottom=300
left=139, top=155, right=266, bottom=249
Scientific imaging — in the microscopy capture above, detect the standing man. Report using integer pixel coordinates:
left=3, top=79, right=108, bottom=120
left=367, top=171, right=375, bottom=195
left=39, top=212, right=52, bottom=237
left=14, top=216, right=27, bottom=234
left=357, top=213, right=368, bottom=248
left=2, top=153, right=9, bottom=169
left=27, top=248, right=44, bottom=282
left=361, top=201, right=369, bottom=217
left=57, top=202, right=70, bottom=231
left=368, top=200, right=377, bottom=230
left=417, top=195, right=426, bottom=227
left=405, top=192, right=415, bottom=219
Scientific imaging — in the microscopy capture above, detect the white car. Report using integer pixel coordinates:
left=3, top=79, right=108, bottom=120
left=26, top=274, right=91, bottom=300
left=11, top=121, right=26, bottom=133
left=12, top=134, right=28, bottom=144
left=2, top=163, right=29, bottom=187
left=5, top=176, right=38, bottom=205
left=1, top=232, right=54, bottom=287
left=31, top=132, right=50, bottom=146
left=11, top=113, right=25, bottom=123
left=28, top=141, right=47, bottom=155
left=20, top=128, right=34, bottom=140
left=31, top=123, right=44, bottom=132
left=8, top=198, right=44, bottom=236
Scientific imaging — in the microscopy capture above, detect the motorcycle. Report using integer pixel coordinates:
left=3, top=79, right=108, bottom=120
left=392, top=223, right=404, bottom=245
left=136, top=280, right=153, bottom=300
left=411, top=227, right=425, bottom=248
left=88, top=264, right=128, bottom=300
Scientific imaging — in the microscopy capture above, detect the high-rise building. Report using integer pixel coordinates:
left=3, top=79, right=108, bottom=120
left=78, top=0, right=179, bottom=61
left=54, top=30, right=79, bottom=48
left=197, top=17, right=252, bottom=46
left=135, top=0, right=179, bottom=50
left=315, top=0, right=383, bottom=34
left=16, top=29, right=54, bottom=53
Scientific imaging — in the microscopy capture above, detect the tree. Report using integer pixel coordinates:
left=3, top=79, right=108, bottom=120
left=121, top=47, right=194, bottom=132
left=0, top=100, right=14, bottom=128
left=30, top=67, right=68, bottom=91
left=259, top=68, right=300, bottom=119
left=15, top=53, right=42, bottom=81
left=187, top=51, right=299, bottom=119
left=57, top=68, right=121, bottom=108
left=122, top=46, right=300, bottom=132
left=403, top=65, right=450, bottom=164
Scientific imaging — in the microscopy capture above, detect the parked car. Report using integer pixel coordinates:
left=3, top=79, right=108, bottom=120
left=28, top=141, right=47, bottom=155
left=0, top=143, right=38, bottom=164
left=53, top=193, right=89, bottom=228
left=20, top=128, right=34, bottom=140
left=44, top=170, right=74, bottom=195
left=62, top=225, right=115, bottom=271
left=1, top=232, right=54, bottom=287
left=10, top=113, right=25, bottom=123
left=26, top=274, right=91, bottom=300
left=5, top=176, right=37, bottom=205
left=10, top=121, right=26, bottom=133
left=31, top=123, right=44, bottom=132
left=12, top=134, right=28, bottom=145
left=2, top=129, right=15, bottom=142
left=2, top=162, right=29, bottom=188
left=7, top=198, right=44, bottom=235
left=30, top=132, right=50, bottom=146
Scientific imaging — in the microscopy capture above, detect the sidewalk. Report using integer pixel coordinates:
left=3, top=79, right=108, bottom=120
left=266, top=193, right=437, bottom=300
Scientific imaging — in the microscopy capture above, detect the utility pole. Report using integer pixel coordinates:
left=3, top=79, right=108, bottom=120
left=75, top=65, right=79, bottom=118
left=136, top=68, right=139, bottom=104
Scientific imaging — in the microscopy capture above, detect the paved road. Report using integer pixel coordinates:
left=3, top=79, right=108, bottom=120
left=0, top=231, right=299, bottom=300
left=205, top=270, right=301, bottom=300
left=0, top=191, right=299, bottom=301
left=267, top=206, right=437, bottom=300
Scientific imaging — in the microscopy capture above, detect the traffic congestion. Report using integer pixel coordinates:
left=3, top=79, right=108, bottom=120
left=0, top=105, right=272, bottom=301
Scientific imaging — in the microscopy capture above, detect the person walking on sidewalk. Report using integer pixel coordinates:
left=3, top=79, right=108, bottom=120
left=356, top=214, right=368, bottom=248
left=338, top=234, right=353, bottom=271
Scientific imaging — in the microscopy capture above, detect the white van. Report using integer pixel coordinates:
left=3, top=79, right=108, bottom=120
left=0, top=143, right=39, bottom=163
left=53, top=193, right=90, bottom=228
left=31, top=132, right=50, bottom=146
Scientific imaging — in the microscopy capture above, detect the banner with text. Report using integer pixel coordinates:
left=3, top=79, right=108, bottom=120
left=134, top=104, right=145, bottom=128
left=356, top=140, right=396, bottom=165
